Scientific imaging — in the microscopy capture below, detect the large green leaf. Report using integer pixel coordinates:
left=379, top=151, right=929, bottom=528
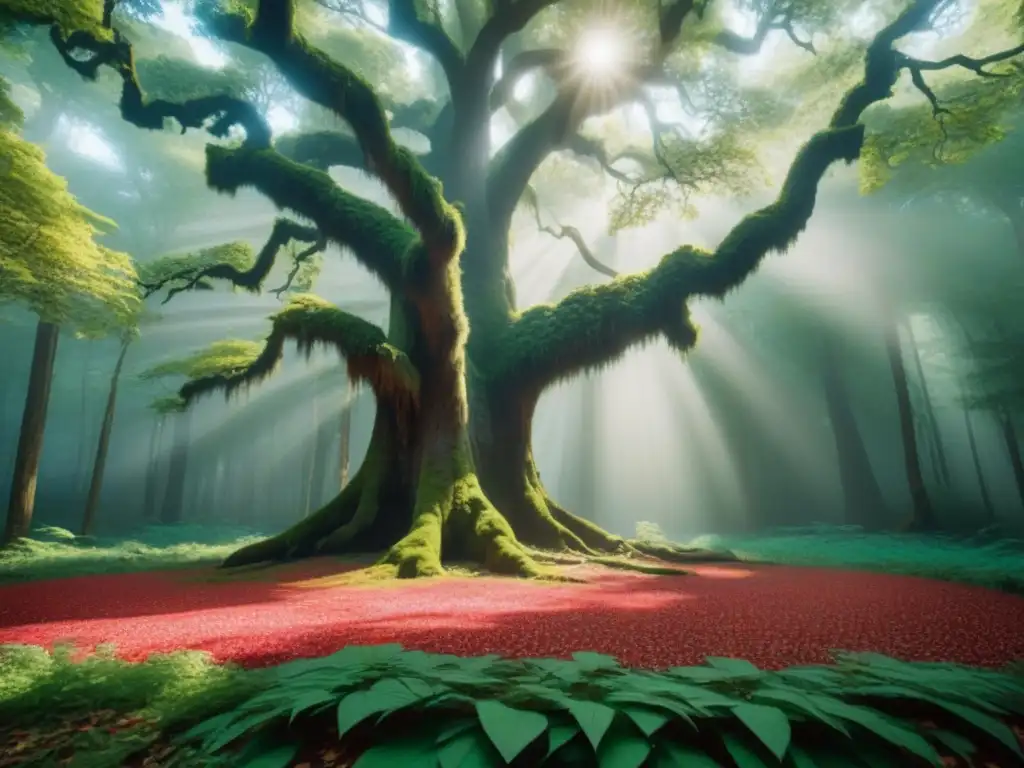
left=649, top=742, right=721, bottom=767
left=807, top=697, right=942, bottom=765
left=606, top=693, right=697, bottom=729
left=438, top=726, right=501, bottom=768
left=475, top=700, right=548, bottom=762
left=566, top=700, right=617, bottom=751
left=595, top=728, right=651, bottom=768
left=928, top=729, right=977, bottom=760
left=353, top=735, right=439, bottom=767
left=750, top=688, right=849, bottom=735
left=722, top=732, right=772, bottom=768
left=619, top=705, right=669, bottom=737
left=204, top=708, right=289, bottom=753
left=288, top=689, right=337, bottom=722
left=705, top=657, right=762, bottom=676
left=733, top=703, right=792, bottom=761
left=927, top=698, right=1023, bottom=755
left=547, top=722, right=580, bottom=756
left=336, top=678, right=433, bottom=737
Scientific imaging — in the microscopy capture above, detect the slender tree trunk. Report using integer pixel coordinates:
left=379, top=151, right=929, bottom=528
left=3, top=320, right=60, bottom=545
left=1000, top=412, right=1024, bottom=512
left=882, top=305, right=936, bottom=531
left=76, top=343, right=93, bottom=498
left=81, top=339, right=131, bottom=536
left=339, top=378, right=353, bottom=488
left=903, top=319, right=950, bottom=486
left=142, top=415, right=164, bottom=521
left=819, top=340, right=890, bottom=529
left=160, top=409, right=192, bottom=524
left=961, top=395, right=996, bottom=522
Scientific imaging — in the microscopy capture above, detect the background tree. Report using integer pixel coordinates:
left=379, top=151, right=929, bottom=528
left=6, top=0, right=1020, bottom=573
left=0, top=74, right=139, bottom=544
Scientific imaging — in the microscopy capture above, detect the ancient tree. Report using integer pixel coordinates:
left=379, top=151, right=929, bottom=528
left=6, top=0, right=1020, bottom=575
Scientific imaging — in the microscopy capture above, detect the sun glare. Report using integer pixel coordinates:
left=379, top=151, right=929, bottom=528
left=574, top=26, right=626, bottom=76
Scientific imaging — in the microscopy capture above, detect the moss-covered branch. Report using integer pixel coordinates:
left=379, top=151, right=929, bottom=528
left=204, top=146, right=415, bottom=289
left=203, top=0, right=464, bottom=269
left=496, top=0, right=1000, bottom=393
left=46, top=26, right=271, bottom=146
left=178, top=294, right=420, bottom=407
left=139, top=218, right=322, bottom=303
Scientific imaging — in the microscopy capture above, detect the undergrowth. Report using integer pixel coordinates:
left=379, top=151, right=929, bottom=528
left=0, top=525, right=265, bottom=583
left=676, top=524, right=1024, bottom=595
left=1, top=643, right=1021, bottom=768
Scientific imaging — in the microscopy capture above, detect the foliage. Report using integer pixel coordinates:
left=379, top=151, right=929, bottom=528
left=634, top=521, right=669, bottom=545
left=0, top=524, right=266, bottom=582
left=0, top=642, right=264, bottom=767
left=692, top=525, right=1024, bottom=595
left=138, top=241, right=257, bottom=293
left=173, top=644, right=1024, bottom=767
left=0, top=77, right=140, bottom=333
left=141, top=338, right=265, bottom=382
left=135, top=54, right=256, bottom=103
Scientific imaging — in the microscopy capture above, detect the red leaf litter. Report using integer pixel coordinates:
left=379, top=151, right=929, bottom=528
left=1, top=562, right=1023, bottom=670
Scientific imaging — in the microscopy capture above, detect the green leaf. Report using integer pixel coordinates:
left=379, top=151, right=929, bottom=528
left=475, top=700, right=548, bottom=762
left=929, top=729, right=976, bottom=760
left=808, top=697, right=941, bottom=765
left=337, top=678, right=432, bottom=737
left=606, top=693, right=697, bottom=729
left=596, top=729, right=651, bottom=768
left=288, top=689, right=337, bottom=722
left=436, top=719, right=478, bottom=744
left=182, top=712, right=238, bottom=742
left=620, top=705, right=669, bottom=737
left=572, top=652, right=621, bottom=670
left=722, top=732, right=772, bottom=768
left=650, top=742, right=721, bottom=767
left=353, top=736, right=438, bottom=767
left=786, top=745, right=819, bottom=768
left=928, top=698, right=1022, bottom=755
left=205, top=709, right=287, bottom=753
left=750, top=688, right=849, bottom=735
left=547, top=723, right=580, bottom=756
left=239, top=743, right=300, bottom=768
left=439, top=726, right=501, bottom=768
left=733, top=703, right=792, bottom=761
left=566, top=700, right=616, bottom=751
left=705, top=657, right=762, bottom=676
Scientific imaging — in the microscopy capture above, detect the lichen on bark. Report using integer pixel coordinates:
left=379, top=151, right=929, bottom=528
left=9, top=0, right=1021, bottom=577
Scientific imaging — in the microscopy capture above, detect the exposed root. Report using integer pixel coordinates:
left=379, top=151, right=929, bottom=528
left=544, top=493, right=630, bottom=554
left=628, top=539, right=740, bottom=564
left=589, top=555, right=691, bottom=576
left=221, top=474, right=364, bottom=568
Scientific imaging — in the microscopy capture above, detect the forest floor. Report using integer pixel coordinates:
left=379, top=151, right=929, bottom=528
left=1, top=526, right=1023, bottom=766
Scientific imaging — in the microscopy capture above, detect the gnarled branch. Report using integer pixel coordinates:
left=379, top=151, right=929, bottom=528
left=523, top=186, right=618, bottom=278
left=496, top=0, right=1014, bottom=392
left=204, top=0, right=464, bottom=269
left=204, top=146, right=416, bottom=289
left=141, top=218, right=323, bottom=303
left=180, top=294, right=420, bottom=406
left=387, top=0, right=463, bottom=86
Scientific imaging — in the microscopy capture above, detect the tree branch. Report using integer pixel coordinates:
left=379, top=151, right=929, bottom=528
left=140, top=218, right=324, bottom=303
left=180, top=294, right=420, bottom=407
left=485, top=0, right=699, bottom=232
left=489, top=48, right=563, bottom=111
left=523, top=186, right=618, bottom=278
left=468, top=0, right=560, bottom=90
left=48, top=26, right=271, bottom=147
left=204, top=0, right=464, bottom=269
left=387, top=0, right=464, bottom=86
left=495, top=0, right=1014, bottom=392
left=204, top=145, right=416, bottom=289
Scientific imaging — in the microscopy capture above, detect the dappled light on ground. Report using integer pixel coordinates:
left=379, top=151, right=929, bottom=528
left=2, top=562, right=1022, bottom=672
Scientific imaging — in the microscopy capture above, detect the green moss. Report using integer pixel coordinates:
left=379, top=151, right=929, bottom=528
left=0, top=0, right=107, bottom=36
left=134, top=55, right=255, bottom=103
left=205, top=145, right=415, bottom=289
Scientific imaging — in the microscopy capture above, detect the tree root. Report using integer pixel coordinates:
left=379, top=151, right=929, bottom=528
left=627, top=539, right=740, bottom=564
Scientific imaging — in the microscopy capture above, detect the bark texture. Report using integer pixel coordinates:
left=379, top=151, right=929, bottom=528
left=3, top=320, right=59, bottom=545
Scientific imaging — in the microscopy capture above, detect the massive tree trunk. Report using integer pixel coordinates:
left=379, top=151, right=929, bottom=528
left=3, top=320, right=60, bottom=545
left=819, top=340, right=890, bottom=529
left=81, top=338, right=131, bottom=536
left=882, top=305, right=937, bottom=531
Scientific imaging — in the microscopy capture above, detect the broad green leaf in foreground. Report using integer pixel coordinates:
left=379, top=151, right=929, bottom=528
left=475, top=700, right=547, bottom=762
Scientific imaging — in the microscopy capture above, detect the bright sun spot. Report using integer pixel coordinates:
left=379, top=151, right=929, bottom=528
left=574, top=26, right=625, bottom=76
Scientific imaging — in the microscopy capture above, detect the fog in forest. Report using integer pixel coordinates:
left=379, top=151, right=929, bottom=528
left=2, top=0, right=1023, bottom=544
